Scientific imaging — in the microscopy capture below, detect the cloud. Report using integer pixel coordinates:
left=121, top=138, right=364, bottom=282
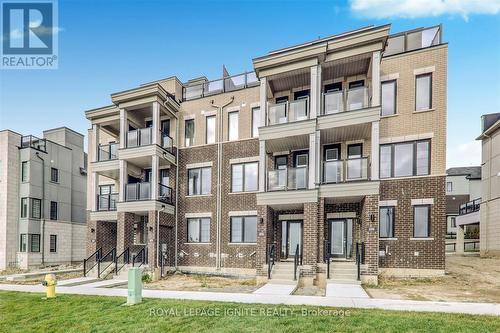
left=447, top=140, right=482, bottom=168
left=349, top=0, right=500, bottom=20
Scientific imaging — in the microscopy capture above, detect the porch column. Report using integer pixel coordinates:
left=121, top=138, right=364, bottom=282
left=308, top=132, right=317, bottom=189
left=259, top=140, right=266, bottom=192
left=371, top=121, right=380, bottom=180
left=119, top=108, right=128, bottom=149
left=259, top=77, right=267, bottom=126
left=371, top=51, right=381, bottom=107
left=91, top=171, right=99, bottom=211
left=152, top=101, right=160, bottom=145
left=119, top=160, right=128, bottom=202
left=151, top=155, right=159, bottom=200
left=92, top=124, right=100, bottom=162
left=456, top=225, right=465, bottom=255
left=310, top=64, right=321, bottom=119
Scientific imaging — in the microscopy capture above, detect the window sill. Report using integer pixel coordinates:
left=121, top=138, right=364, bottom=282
left=380, top=113, right=398, bottom=119
left=186, top=194, right=212, bottom=198
left=184, top=242, right=212, bottom=245
left=228, top=242, right=257, bottom=246
left=410, top=237, right=434, bottom=241
left=228, top=191, right=259, bottom=195
left=49, top=181, right=59, bottom=184
left=379, top=238, right=398, bottom=241
left=414, top=108, right=435, bottom=114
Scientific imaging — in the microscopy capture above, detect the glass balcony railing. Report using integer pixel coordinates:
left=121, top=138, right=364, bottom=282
left=384, top=25, right=442, bottom=57
left=347, top=87, right=369, bottom=111
left=127, top=128, right=174, bottom=154
left=459, top=198, right=481, bottom=215
left=322, top=87, right=369, bottom=115
left=125, top=182, right=173, bottom=203
left=268, top=167, right=308, bottom=191
left=268, top=98, right=309, bottom=125
left=97, top=193, right=118, bottom=211
left=323, top=91, right=344, bottom=115
left=323, top=158, right=369, bottom=183
left=98, top=143, right=118, bottom=161
left=182, top=72, right=259, bottom=101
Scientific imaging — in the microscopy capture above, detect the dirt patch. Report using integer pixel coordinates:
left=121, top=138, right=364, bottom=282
left=0, top=271, right=83, bottom=285
left=144, top=272, right=263, bottom=293
left=366, top=255, right=500, bottom=303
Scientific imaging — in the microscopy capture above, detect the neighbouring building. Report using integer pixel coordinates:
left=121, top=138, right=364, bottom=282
left=477, top=113, right=500, bottom=257
left=445, top=167, right=481, bottom=254
left=0, top=127, right=87, bottom=270
left=85, top=24, right=447, bottom=285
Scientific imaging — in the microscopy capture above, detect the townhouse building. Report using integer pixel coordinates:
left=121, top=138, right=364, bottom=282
left=0, top=127, right=87, bottom=270
left=85, top=24, right=447, bottom=285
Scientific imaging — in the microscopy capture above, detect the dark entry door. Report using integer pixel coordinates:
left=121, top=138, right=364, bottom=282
left=329, top=219, right=353, bottom=258
left=281, top=220, right=303, bottom=259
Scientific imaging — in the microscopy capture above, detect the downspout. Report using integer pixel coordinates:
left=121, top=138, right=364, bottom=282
left=35, top=152, right=45, bottom=266
left=211, top=96, right=234, bottom=270
left=157, top=205, right=165, bottom=268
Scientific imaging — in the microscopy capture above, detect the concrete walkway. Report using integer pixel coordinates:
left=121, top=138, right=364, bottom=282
left=0, top=283, right=499, bottom=316
left=253, top=281, right=297, bottom=295
left=326, top=283, right=369, bottom=299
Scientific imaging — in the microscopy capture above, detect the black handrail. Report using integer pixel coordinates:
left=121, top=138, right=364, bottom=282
left=115, top=248, right=130, bottom=275
left=355, top=242, right=365, bottom=281
left=267, top=244, right=276, bottom=279
left=83, top=247, right=102, bottom=277
left=98, top=248, right=116, bottom=278
left=132, top=247, right=147, bottom=267
left=293, top=244, right=301, bottom=281
left=324, top=240, right=331, bottom=279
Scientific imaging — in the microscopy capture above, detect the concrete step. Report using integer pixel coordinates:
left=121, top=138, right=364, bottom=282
left=329, top=278, right=361, bottom=285
left=271, top=273, right=295, bottom=280
left=330, top=273, right=357, bottom=280
left=267, top=279, right=296, bottom=284
left=58, top=277, right=99, bottom=287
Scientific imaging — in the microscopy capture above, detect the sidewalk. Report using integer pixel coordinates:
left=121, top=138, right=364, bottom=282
left=0, top=283, right=499, bottom=316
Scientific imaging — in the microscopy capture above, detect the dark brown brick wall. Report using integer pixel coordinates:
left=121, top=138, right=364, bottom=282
left=147, top=210, right=175, bottom=267
left=360, top=195, right=379, bottom=275
left=86, top=220, right=116, bottom=257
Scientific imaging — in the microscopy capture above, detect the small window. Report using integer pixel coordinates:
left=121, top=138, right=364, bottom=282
left=20, top=198, right=28, bottom=218
left=188, top=167, right=211, bottom=195
left=21, top=161, right=28, bottom=182
left=206, top=115, right=216, bottom=144
left=31, top=198, right=41, bottom=219
left=185, top=119, right=195, bottom=147
left=252, top=107, right=260, bottom=138
left=30, top=234, right=40, bottom=252
left=450, top=217, right=456, bottom=228
left=50, top=235, right=57, bottom=253
left=231, top=162, right=258, bottom=192
left=187, top=218, right=210, bottom=243
left=379, top=207, right=395, bottom=238
left=50, top=201, right=58, bottom=220
left=19, top=234, right=27, bottom=252
left=228, top=111, right=239, bottom=141
left=446, top=182, right=453, bottom=193
left=275, top=156, right=287, bottom=170
left=415, top=73, right=432, bottom=111
left=50, top=167, right=59, bottom=183
left=414, top=205, right=430, bottom=238
left=381, top=80, right=396, bottom=116
left=231, top=216, right=257, bottom=243
left=133, top=218, right=147, bottom=245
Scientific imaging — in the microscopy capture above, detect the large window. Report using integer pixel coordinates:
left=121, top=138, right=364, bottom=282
left=206, top=115, right=216, bottom=144
left=29, top=234, right=40, bottom=252
left=380, top=140, right=430, bottom=178
left=415, top=73, right=432, bottom=111
left=231, top=162, right=258, bottom=192
left=381, top=80, right=396, bottom=116
left=414, top=205, right=430, bottom=238
left=252, top=107, right=260, bottom=138
left=50, top=235, right=57, bottom=253
left=188, top=167, right=211, bottom=195
left=50, top=201, right=58, bottom=220
left=230, top=216, right=257, bottom=243
left=379, top=207, right=395, bottom=238
left=187, top=218, right=210, bottom=243
left=21, top=161, right=28, bottom=182
left=31, top=198, right=41, bottom=219
left=50, top=167, right=59, bottom=183
left=20, top=198, right=28, bottom=218
left=185, top=119, right=195, bottom=147
left=228, top=111, right=239, bottom=141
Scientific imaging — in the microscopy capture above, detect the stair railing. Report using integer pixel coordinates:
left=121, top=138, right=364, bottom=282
left=98, top=248, right=116, bottom=278
left=324, top=240, right=331, bottom=279
left=293, top=244, right=301, bottom=281
left=115, top=248, right=130, bottom=275
left=267, top=243, right=276, bottom=279
left=83, top=247, right=102, bottom=277
left=355, top=242, right=365, bottom=281
left=132, top=247, right=147, bottom=267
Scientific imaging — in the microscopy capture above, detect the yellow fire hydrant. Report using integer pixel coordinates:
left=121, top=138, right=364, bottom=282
left=42, top=273, right=57, bottom=298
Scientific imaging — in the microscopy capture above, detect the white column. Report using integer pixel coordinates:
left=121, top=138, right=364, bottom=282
left=91, top=172, right=99, bottom=211
left=119, top=109, right=128, bottom=149
left=310, top=65, right=321, bottom=119
left=259, top=140, right=266, bottom=192
left=371, top=51, right=381, bottom=107
left=371, top=121, right=380, bottom=180
left=151, top=155, right=159, bottom=200
left=315, top=130, right=321, bottom=186
left=119, top=160, right=128, bottom=202
left=259, top=77, right=267, bottom=126
left=152, top=102, right=160, bottom=145
left=308, top=132, right=316, bottom=189
left=92, top=124, right=100, bottom=162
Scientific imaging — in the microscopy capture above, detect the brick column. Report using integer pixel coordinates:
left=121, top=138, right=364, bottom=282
left=317, top=198, right=325, bottom=262
left=256, top=205, right=273, bottom=277
left=361, top=195, right=379, bottom=284
left=117, top=212, right=135, bottom=255
left=302, top=202, right=319, bottom=279
left=86, top=220, right=98, bottom=257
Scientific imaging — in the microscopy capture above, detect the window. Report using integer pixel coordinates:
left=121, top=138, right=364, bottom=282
left=252, top=107, right=260, bottom=138
left=133, top=218, right=147, bottom=245
left=228, top=111, right=239, bottom=141
left=31, top=198, right=41, bottom=219
left=50, top=235, right=57, bottom=253
left=414, top=205, right=430, bottom=238
left=21, top=161, right=28, bottom=182
left=50, top=167, right=59, bottom=183
left=379, top=207, right=395, bottom=238
left=188, top=167, right=211, bottom=195
left=29, top=234, right=40, bottom=252
left=231, top=216, right=257, bottom=243
left=20, top=198, right=28, bottom=218
left=206, top=115, right=216, bottom=144
left=381, top=80, right=396, bottom=116
left=19, top=234, right=27, bottom=252
left=231, top=162, right=258, bottom=192
left=50, top=201, right=58, bottom=220
left=380, top=140, right=430, bottom=178
left=415, top=73, right=432, bottom=111
left=187, top=218, right=210, bottom=243
left=450, top=216, right=456, bottom=228
left=446, top=182, right=453, bottom=192
left=185, top=119, right=195, bottom=147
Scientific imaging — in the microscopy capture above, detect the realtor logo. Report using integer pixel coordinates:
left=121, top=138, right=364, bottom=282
left=1, top=0, right=58, bottom=69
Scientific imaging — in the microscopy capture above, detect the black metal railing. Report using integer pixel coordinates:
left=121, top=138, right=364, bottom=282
left=132, top=247, right=148, bottom=267
left=158, top=183, right=173, bottom=204
left=355, top=242, right=365, bottom=281
left=267, top=243, right=276, bottom=279
left=97, top=193, right=118, bottom=211
left=98, top=248, right=116, bottom=278
left=459, top=198, right=481, bottom=215
left=83, top=247, right=102, bottom=277
left=324, top=240, right=331, bottom=279
left=464, top=240, right=480, bottom=252
left=115, top=248, right=130, bottom=275
left=182, top=72, right=259, bottom=101
left=98, top=143, right=118, bottom=161
left=293, top=244, right=301, bottom=281
left=21, top=135, right=47, bottom=152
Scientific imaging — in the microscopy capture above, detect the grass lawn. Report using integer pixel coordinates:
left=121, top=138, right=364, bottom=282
left=0, top=291, right=499, bottom=333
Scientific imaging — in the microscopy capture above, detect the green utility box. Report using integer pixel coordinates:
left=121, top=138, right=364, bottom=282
left=127, top=267, right=143, bottom=305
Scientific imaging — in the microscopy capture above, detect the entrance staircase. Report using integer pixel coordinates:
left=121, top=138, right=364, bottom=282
left=328, top=260, right=360, bottom=285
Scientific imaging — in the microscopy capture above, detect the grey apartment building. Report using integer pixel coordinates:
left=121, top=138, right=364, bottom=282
left=85, top=24, right=447, bottom=285
left=0, top=127, right=87, bottom=270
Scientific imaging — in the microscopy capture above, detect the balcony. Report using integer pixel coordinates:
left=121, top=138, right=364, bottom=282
left=268, top=98, right=309, bottom=125
left=459, top=199, right=481, bottom=216
left=97, top=193, right=118, bottom=211
left=182, top=72, right=259, bottom=101
left=127, top=128, right=174, bottom=153
left=98, top=143, right=118, bottom=161
left=125, top=182, right=173, bottom=204
left=20, top=135, right=46, bottom=152
left=384, top=25, right=442, bottom=57
left=322, top=87, right=369, bottom=115
left=268, top=167, right=308, bottom=191
left=322, top=158, right=369, bottom=183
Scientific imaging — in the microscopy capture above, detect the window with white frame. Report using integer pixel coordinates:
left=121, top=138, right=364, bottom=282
left=187, top=218, right=210, bottom=243
left=379, top=207, right=395, bottom=238
left=231, top=162, right=258, bottom=192
left=446, top=181, right=453, bottom=193
left=50, top=234, right=57, bottom=253
left=206, top=115, right=216, bottom=144
left=185, top=119, right=195, bottom=147
left=381, top=80, right=397, bottom=116
left=50, top=167, right=59, bottom=183
left=230, top=216, right=257, bottom=243
left=188, top=167, right=211, bottom=195
left=19, top=234, right=27, bottom=252
left=29, top=234, right=40, bottom=252
left=21, top=161, right=28, bottom=182
left=414, top=205, right=430, bottom=238
left=228, top=111, right=239, bottom=141
left=252, top=107, right=260, bottom=138
left=31, top=198, right=41, bottom=219
left=415, top=73, right=432, bottom=111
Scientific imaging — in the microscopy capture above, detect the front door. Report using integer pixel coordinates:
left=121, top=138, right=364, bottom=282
left=281, top=220, right=303, bottom=259
left=329, top=219, right=353, bottom=258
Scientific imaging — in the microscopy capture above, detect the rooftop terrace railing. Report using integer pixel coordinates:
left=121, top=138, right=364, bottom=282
left=21, top=135, right=47, bottom=152
left=384, top=25, right=442, bottom=57
left=182, top=72, right=259, bottom=101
